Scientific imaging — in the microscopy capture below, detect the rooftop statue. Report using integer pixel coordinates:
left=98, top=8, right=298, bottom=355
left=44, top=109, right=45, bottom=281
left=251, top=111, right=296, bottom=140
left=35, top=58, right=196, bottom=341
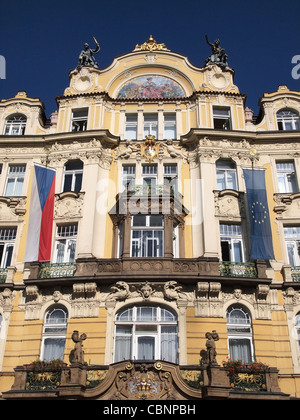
left=205, top=34, right=228, bottom=69
left=77, top=36, right=100, bottom=69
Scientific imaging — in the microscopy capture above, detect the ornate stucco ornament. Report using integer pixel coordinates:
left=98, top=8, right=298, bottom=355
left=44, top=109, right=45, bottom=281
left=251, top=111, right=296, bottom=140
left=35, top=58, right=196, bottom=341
left=141, top=135, right=159, bottom=162
left=134, top=35, right=169, bottom=52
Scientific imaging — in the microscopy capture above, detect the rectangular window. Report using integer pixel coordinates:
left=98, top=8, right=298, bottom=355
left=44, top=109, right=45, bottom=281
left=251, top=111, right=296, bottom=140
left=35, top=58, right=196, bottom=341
left=143, top=114, right=158, bottom=138
left=131, top=215, right=164, bottom=257
left=284, top=226, right=300, bottom=266
left=220, top=224, right=244, bottom=262
left=164, top=164, right=178, bottom=193
left=71, top=108, right=88, bottom=132
left=213, top=107, right=231, bottom=130
left=163, top=114, right=176, bottom=139
left=125, top=114, right=138, bottom=140
left=276, top=161, right=298, bottom=193
left=216, top=160, right=237, bottom=190
left=54, top=224, right=78, bottom=263
left=5, top=164, right=26, bottom=196
left=63, top=160, right=83, bottom=193
left=142, top=164, right=157, bottom=189
left=0, top=227, right=16, bottom=268
left=122, top=165, right=136, bottom=192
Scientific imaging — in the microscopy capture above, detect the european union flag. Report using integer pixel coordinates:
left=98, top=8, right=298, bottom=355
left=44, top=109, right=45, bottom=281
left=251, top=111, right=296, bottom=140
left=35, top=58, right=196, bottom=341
left=243, top=169, right=274, bottom=260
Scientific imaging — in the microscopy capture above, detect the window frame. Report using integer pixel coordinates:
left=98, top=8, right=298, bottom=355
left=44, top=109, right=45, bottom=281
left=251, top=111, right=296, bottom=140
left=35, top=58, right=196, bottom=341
left=0, top=227, right=16, bottom=269
left=226, top=305, right=254, bottom=363
left=62, top=160, right=83, bottom=193
left=277, top=109, right=300, bottom=131
left=216, top=159, right=238, bottom=191
left=213, top=106, right=232, bottom=130
left=4, top=114, right=27, bottom=136
left=71, top=108, right=88, bottom=132
left=220, top=224, right=245, bottom=263
left=53, top=224, right=78, bottom=263
left=276, top=161, right=298, bottom=193
left=163, top=113, right=176, bottom=139
left=143, top=114, right=158, bottom=138
left=284, top=226, right=300, bottom=266
left=41, top=305, right=68, bottom=361
left=4, top=164, right=26, bottom=196
left=125, top=114, right=138, bottom=140
left=131, top=215, right=164, bottom=258
left=114, top=305, right=178, bottom=363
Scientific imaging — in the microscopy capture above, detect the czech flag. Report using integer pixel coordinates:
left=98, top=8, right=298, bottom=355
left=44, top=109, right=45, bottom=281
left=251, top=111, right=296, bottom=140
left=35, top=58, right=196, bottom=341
left=25, top=165, right=56, bottom=262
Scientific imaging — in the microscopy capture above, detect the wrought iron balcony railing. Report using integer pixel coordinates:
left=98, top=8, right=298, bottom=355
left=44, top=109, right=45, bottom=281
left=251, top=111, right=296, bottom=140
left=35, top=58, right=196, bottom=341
left=39, top=262, right=76, bottom=279
left=219, top=261, right=257, bottom=278
left=0, top=268, right=7, bottom=283
left=291, top=266, right=300, bottom=282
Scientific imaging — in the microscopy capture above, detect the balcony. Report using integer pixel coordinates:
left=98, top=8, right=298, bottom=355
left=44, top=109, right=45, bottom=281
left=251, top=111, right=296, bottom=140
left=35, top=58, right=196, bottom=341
left=219, top=261, right=257, bottom=278
left=291, top=266, right=300, bottom=282
left=0, top=268, right=7, bottom=283
left=38, top=262, right=76, bottom=279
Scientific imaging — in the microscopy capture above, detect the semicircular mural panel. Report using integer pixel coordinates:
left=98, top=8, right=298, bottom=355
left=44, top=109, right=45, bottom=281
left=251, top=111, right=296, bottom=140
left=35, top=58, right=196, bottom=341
left=117, top=76, right=185, bottom=99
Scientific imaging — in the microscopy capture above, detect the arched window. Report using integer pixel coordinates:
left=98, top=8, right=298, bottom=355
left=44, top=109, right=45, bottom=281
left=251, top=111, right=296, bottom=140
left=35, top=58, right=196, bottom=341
left=226, top=304, right=254, bottom=363
left=62, top=160, right=83, bottom=192
left=114, top=305, right=178, bottom=363
left=277, top=109, right=300, bottom=131
left=4, top=114, right=27, bottom=135
left=41, top=305, right=68, bottom=361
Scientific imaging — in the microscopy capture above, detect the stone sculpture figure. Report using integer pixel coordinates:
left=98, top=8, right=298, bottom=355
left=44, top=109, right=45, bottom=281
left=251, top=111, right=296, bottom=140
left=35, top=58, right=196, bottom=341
left=77, top=36, right=100, bottom=69
left=69, top=330, right=87, bottom=364
left=205, top=330, right=219, bottom=365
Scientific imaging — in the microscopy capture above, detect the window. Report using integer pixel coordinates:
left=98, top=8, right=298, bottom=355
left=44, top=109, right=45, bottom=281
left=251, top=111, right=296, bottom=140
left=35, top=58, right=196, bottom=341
left=63, top=160, right=83, bottom=193
left=54, top=224, right=77, bottom=263
left=4, top=164, right=26, bottom=196
left=213, top=107, right=231, bottom=130
left=41, top=306, right=68, bottom=361
left=71, top=108, right=88, bottom=132
left=164, top=164, right=178, bottom=193
left=131, top=215, right=164, bottom=257
left=220, top=224, right=244, bottom=263
left=4, top=114, right=26, bottom=135
left=164, top=114, right=176, bottom=139
left=216, top=160, right=237, bottom=190
left=142, top=164, right=157, bottom=190
left=0, top=228, right=16, bottom=268
left=277, top=110, right=300, bottom=131
left=284, top=226, right=300, bottom=267
left=143, top=114, right=158, bottom=138
left=114, top=305, right=178, bottom=363
left=122, top=165, right=136, bottom=192
left=226, top=305, right=254, bottom=363
left=276, top=161, right=298, bottom=193
left=125, top=114, right=138, bottom=140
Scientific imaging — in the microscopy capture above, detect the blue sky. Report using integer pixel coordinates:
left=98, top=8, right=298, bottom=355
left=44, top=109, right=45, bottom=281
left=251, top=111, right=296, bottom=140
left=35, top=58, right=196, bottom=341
left=0, top=0, right=299, bottom=116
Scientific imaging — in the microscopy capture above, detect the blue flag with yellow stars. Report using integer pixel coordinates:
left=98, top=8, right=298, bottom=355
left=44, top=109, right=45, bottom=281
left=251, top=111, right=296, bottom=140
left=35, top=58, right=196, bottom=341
left=243, top=169, right=274, bottom=260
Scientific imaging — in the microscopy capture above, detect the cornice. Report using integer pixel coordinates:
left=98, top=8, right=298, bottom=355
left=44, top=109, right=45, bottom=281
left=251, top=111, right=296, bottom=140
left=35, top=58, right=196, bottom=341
left=0, top=129, right=120, bottom=147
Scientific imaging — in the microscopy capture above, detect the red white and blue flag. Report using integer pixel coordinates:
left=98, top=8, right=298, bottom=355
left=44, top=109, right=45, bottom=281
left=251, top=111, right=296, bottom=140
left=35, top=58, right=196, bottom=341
left=25, top=165, right=56, bottom=262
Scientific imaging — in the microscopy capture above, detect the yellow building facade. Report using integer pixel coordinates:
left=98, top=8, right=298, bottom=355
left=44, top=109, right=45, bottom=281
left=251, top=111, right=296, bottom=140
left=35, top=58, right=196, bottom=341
left=0, top=36, right=300, bottom=400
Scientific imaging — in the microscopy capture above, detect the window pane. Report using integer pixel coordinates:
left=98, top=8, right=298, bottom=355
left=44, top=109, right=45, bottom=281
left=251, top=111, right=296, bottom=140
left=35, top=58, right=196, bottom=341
left=5, top=179, right=15, bottom=196
left=161, top=326, right=178, bottom=363
left=43, top=338, right=66, bottom=361
left=138, top=336, right=155, bottom=360
left=229, top=338, right=252, bottom=363
left=74, top=173, right=83, bottom=192
left=63, top=174, right=73, bottom=192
